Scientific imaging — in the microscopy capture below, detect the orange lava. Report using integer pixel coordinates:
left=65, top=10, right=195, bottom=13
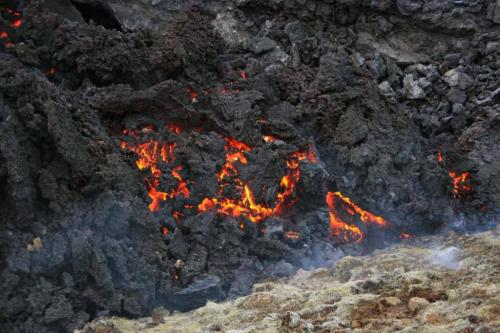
left=436, top=151, right=472, bottom=198
left=437, top=151, right=444, bottom=164
left=170, top=166, right=190, bottom=199
left=326, top=192, right=388, bottom=243
left=11, top=19, right=22, bottom=28
left=160, top=226, right=170, bottom=236
left=198, top=138, right=317, bottom=223
left=449, top=171, right=471, bottom=198
left=120, top=127, right=187, bottom=214
left=262, top=135, right=276, bottom=143
left=166, top=124, right=182, bottom=135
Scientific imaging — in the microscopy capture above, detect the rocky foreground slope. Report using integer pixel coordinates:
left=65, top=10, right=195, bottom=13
left=80, top=228, right=499, bottom=333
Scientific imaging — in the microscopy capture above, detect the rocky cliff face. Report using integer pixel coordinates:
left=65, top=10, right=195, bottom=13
left=0, top=0, right=498, bottom=332
left=80, top=229, right=500, bottom=333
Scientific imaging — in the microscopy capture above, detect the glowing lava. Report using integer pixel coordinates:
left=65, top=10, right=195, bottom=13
left=160, top=226, right=170, bottom=236
left=437, top=150, right=472, bottom=198
left=325, top=192, right=389, bottom=243
left=120, top=127, right=186, bottom=214
left=198, top=138, right=317, bottom=223
left=449, top=171, right=471, bottom=198
left=263, top=135, right=276, bottom=143
left=11, top=18, right=21, bottom=28
left=2, top=7, right=22, bottom=35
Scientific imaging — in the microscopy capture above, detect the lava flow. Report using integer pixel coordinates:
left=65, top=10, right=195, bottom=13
left=449, top=171, right=472, bottom=198
left=437, top=150, right=472, bottom=198
left=120, top=127, right=186, bottom=213
left=326, top=191, right=389, bottom=243
left=198, top=138, right=317, bottom=223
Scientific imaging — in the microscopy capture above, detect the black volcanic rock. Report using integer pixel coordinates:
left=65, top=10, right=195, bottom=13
left=169, top=275, right=226, bottom=311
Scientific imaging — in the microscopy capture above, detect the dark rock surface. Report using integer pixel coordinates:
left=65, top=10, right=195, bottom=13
left=0, top=0, right=498, bottom=332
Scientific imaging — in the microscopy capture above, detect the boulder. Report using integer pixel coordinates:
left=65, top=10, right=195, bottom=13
left=378, top=81, right=395, bottom=97
left=170, top=275, right=226, bottom=311
left=249, top=37, right=277, bottom=55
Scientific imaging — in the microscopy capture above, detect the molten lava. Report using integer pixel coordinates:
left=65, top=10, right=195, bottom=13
left=166, top=124, right=182, bottom=135
left=263, top=135, right=276, bottom=143
left=160, top=226, right=170, bottom=236
left=449, top=171, right=472, bottom=198
left=437, top=151, right=444, bottom=164
left=2, top=7, right=22, bottom=31
left=120, top=127, right=187, bottom=215
left=11, top=18, right=21, bottom=28
left=170, top=166, right=190, bottom=199
left=198, top=138, right=317, bottom=223
left=325, top=192, right=389, bottom=243
left=437, top=150, right=472, bottom=198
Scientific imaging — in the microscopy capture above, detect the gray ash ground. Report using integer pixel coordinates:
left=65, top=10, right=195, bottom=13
left=0, top=0, right=499, bottom=332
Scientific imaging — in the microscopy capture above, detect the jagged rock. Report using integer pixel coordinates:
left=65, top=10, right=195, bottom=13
left=170, top=275, right=226, bottom=311
left=447, top=87, right=467, bottom=104
left=44, top=295, right=74, bottom=324
left=378, top=81, right=395, bottom=97
left=285, top=21, right=306, bottom=43
left=443, top=68, right=474, bottom=90
left=487, top=0, right=500, bottom=23
left=249, top=37, right=277, bottom=55
left=403, top=74, right=426, bottom=99
left=485, top=41, right=499, bottom=54
left=397, top=0, right=423, bottom=15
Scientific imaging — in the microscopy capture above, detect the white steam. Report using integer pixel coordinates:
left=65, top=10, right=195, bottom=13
left=430, top=246, right=462, bottom=269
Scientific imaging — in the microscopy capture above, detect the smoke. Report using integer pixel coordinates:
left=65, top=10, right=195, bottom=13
left=430, top=246, right=462, bottom=270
